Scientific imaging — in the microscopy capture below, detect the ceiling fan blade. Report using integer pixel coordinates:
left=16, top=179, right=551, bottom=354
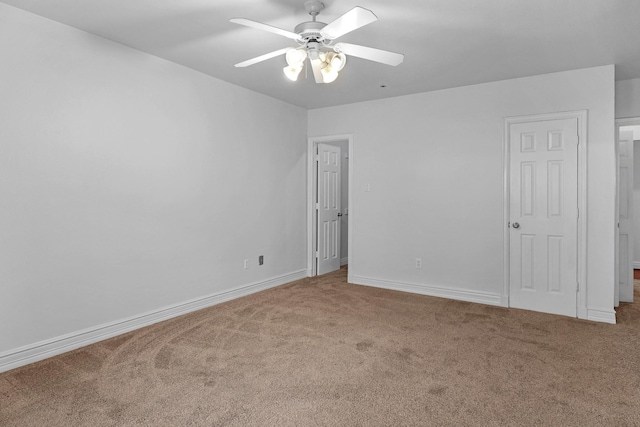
left=334, top=43, right=404, bottom=66
left=234, top=47, right=290, bottom=68
left=230, top=18, right=300, bottom=41
left=310, top=59, right=325, bottom=84
left=320, top=7, right=377, bottom=40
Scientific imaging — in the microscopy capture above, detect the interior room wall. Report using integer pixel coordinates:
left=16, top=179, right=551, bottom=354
left=308, top=65, right=615, bottom=323
left=0, top=4, right=307, bottom=364
left=616, top=78, right=640, bottom=119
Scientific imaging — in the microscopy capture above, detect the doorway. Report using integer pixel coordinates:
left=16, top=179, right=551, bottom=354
left=615, top=118, right=640, bottom=305
left=307, top=135, right=352, bottom=277
left=504, top=111, right=588, bottom=319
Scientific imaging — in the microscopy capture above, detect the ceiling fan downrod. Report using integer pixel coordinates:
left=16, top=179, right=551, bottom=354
left=305, top=0, right=324, bottom=21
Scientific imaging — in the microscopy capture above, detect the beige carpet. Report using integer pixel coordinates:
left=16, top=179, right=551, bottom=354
left=1, top=267, right=640, bottom=426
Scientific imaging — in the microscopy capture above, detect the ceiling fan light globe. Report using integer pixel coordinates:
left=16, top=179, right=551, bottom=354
left=321, top=66, right=339, bottom=83
left=283, top=65, right=303, bottom=81
left=330, top=53, right=346, bottom=71
left=285, top=48, right=307, bottom=66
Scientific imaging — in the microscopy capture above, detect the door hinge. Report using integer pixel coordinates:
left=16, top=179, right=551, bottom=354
left=316, top=203, right=319, bottom=210
left=315, top=251, right=319, bottom=259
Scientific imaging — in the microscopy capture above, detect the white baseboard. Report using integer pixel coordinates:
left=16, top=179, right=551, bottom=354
left=587, top=308, right=617, bottom=324
left=0, top=269, right=307, bottom=374
left=350, top=275, right=502, bottom=306
left=340, top=257, right=349, bottom=266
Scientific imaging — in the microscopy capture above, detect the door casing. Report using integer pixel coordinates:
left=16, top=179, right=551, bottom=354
left=307, top=134, right=353, bottom=277
left=503, top=111, right=588, bottom=319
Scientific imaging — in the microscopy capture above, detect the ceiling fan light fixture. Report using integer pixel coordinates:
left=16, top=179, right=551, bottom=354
left=283, top=64, right=303, bottom=81
left=231, top=5, right=404, bottom=84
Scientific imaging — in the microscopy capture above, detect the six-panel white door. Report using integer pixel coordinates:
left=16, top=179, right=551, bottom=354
left=317, top=143, right=341, bottom=275
left=509, top=118, right=578, bottom=317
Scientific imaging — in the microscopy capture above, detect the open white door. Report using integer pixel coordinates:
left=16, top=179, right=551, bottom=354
left=316, top=143, right=341, bottom=275
left=618, top=130, right=634, bottom=303
left=509, top=118, right=579, bottom=317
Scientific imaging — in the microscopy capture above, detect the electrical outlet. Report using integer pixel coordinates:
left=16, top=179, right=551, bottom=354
left=416, top=258, right=422, bottom=269
left=259, top=255, right=264, bottom=265
left=244, top=259, right=249, bottom=269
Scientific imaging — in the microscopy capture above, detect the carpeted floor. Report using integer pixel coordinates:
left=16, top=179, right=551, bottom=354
left=1, top=267, right=640, bottom=426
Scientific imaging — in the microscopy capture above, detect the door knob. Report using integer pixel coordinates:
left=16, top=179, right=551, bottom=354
left=337, top=213, right=343, bottom=217
left=512, top=222, right=520, bottom=229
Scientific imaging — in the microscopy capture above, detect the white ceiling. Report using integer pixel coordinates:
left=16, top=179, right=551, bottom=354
left=3, top=0, right=640, bottom=109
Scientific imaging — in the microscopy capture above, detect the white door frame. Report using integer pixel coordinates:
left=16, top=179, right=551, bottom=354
left=615, top=117, right=640, bottom=304
left=307, top=134, right=353, bottom=277
left=503, top=110, right=588, bottom=319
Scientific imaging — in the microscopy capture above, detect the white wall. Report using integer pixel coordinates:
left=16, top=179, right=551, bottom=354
left=616, top=78, right=640, bottom=119
left=309, top=65, right=616, bottom=322
left=0, top=4, right=307, bottom=361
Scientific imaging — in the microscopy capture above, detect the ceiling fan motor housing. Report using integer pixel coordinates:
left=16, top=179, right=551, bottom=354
left=294, top=21, right=328, bottom=44
left=297, top=0, right=330, bottom=45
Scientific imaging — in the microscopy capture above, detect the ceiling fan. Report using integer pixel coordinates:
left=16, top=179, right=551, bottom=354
left=230, top=0, right=404, bottom=84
